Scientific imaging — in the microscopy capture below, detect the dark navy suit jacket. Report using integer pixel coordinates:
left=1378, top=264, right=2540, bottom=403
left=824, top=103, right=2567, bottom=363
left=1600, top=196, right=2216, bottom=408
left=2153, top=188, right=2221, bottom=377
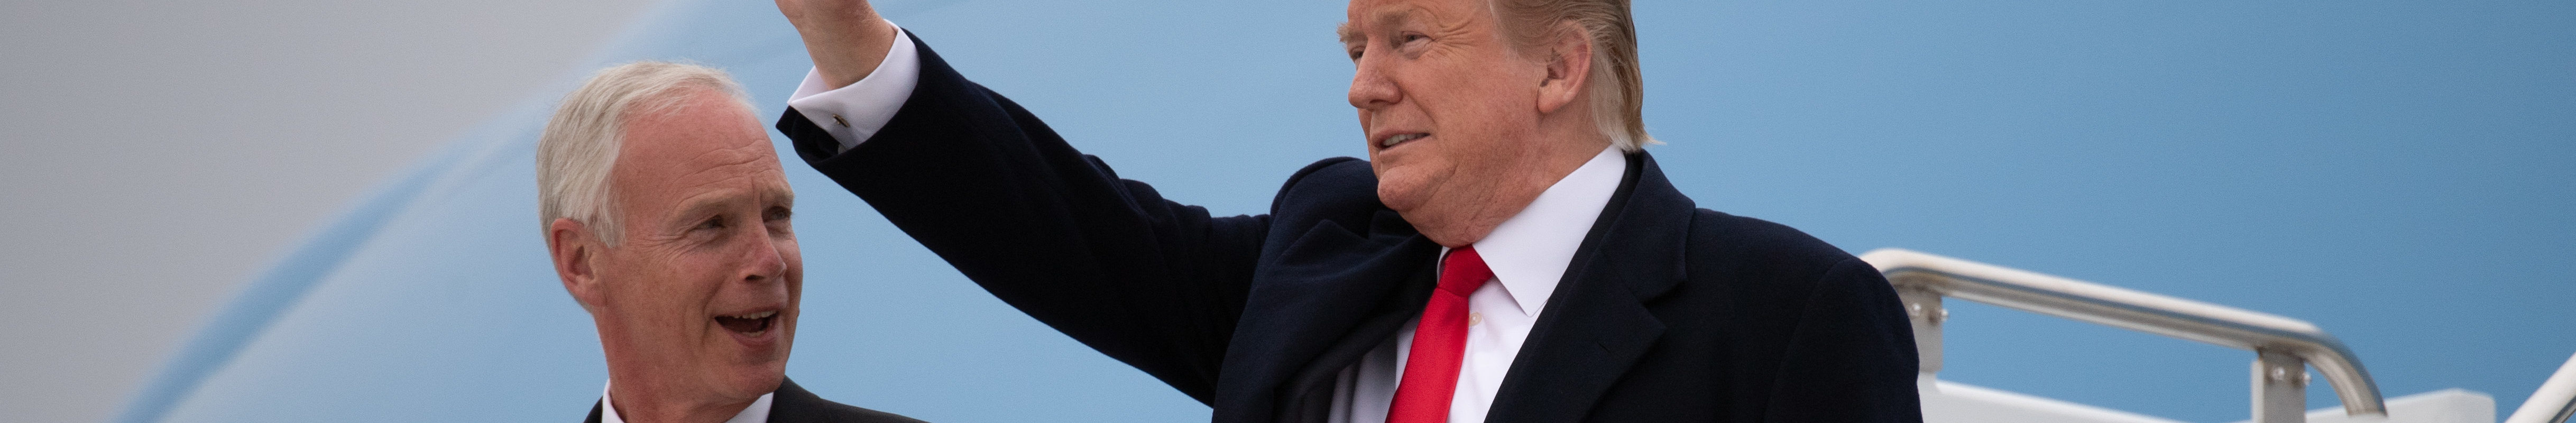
left=779, top=33, right=1923, bottom=423
left=582, top=378, right=926, bottom=423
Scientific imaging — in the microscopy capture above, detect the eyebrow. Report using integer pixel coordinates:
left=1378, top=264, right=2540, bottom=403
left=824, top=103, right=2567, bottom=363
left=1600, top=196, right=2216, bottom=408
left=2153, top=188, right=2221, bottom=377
left=769, top=186, right=795, bottom=211
left=670, top=195, right=736, bottom=227
left=664, top=186, right=794, bottom=227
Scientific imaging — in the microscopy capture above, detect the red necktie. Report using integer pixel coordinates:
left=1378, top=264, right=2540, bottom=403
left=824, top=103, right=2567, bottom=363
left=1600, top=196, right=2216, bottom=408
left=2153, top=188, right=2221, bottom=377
left=1387, top=246, right=1493, bottom=423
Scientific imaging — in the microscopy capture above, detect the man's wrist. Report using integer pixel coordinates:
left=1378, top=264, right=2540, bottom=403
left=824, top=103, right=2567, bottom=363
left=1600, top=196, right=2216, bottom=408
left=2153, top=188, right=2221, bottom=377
left=804, top=20, right=897, bottom=90
left=787, top=24, right=918, bottom=154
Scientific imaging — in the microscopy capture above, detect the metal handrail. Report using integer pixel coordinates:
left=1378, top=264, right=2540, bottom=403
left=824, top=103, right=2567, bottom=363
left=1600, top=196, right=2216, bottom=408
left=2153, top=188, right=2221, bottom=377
left=1859, top=248, right=2386, bottom=420
left=2505, top=352, right=2576, bottom=423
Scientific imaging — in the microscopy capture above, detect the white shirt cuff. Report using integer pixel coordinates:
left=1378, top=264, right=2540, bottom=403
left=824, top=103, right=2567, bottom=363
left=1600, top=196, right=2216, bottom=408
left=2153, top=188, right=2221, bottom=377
left=786, top=22, right=921, bottom=154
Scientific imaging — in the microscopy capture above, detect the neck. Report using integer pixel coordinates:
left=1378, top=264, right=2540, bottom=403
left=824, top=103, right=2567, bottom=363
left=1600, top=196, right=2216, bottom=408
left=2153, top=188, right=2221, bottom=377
left=597, top=324, right=765, bottom=423
left=1412, top=136, right=1611, bottom=247
left=606, top=376, right=758, bottom=423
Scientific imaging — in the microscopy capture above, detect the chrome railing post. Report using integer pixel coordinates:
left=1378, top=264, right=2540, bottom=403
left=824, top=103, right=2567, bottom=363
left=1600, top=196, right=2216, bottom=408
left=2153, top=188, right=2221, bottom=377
left=1896, top=284, right=1946, bottom=375
left=2255, top=349, right=2311, bottom=423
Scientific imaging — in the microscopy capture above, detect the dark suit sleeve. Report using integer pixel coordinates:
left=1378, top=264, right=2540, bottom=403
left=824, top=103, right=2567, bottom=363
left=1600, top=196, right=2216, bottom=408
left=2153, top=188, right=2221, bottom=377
left=1761, top=258, right=1925, bottom=422
left=778, top=34, right=1264, bottom=404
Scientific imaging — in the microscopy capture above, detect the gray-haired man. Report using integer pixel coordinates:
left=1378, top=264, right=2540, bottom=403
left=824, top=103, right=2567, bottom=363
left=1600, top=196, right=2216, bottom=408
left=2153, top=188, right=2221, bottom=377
left=537, top=61, right=927, bottom=423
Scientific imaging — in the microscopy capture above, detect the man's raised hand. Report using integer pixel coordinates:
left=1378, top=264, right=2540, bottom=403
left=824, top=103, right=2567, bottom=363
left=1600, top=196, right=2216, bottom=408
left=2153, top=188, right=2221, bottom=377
left=776, top=0, right=898, bottom=90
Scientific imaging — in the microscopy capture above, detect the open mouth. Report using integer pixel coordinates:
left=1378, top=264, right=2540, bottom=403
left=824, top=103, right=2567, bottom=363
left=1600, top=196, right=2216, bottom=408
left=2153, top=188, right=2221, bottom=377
left=714, top=310, right=777, bottom=336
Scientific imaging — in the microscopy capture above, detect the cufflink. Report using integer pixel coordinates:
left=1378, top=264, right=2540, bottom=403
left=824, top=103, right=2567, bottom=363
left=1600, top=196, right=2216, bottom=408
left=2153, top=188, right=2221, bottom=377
left=831, top=114, right=850, bottom=127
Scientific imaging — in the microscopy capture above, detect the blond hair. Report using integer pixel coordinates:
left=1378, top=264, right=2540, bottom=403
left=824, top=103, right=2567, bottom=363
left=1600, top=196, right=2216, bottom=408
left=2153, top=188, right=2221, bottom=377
left=1493, top=0, right=1657, bottom=151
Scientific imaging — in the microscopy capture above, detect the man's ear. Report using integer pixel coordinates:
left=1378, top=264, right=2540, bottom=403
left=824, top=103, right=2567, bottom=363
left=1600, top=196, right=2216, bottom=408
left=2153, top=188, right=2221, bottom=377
left=548, top=218, right=605, bottom=312
left=1535, top=22, right=1596, bottom=115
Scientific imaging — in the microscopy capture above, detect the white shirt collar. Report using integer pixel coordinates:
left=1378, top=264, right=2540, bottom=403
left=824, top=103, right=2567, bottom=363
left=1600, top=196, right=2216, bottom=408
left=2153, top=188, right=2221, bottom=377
left=600, top=380, right=775, bottom=423
left=1459, top=146, right=1628, bottom=316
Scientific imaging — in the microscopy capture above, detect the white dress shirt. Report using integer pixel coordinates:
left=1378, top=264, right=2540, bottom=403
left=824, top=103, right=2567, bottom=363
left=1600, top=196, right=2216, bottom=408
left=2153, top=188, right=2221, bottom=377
left=788, top=21, right=1633, bottom=423
left=599, top=380, right=774, bottom=423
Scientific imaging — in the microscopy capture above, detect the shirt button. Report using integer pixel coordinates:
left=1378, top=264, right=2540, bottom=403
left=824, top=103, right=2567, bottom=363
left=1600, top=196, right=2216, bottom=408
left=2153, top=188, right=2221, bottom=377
left=831, top=114, right=850, bottom=127
left=1468, top=312, right=1483, bottom=326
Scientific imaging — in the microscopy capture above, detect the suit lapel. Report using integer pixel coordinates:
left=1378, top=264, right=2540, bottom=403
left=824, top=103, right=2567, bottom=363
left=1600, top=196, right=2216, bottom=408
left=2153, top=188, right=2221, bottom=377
left=1486, top=152, right=1695, bottom=423
left=766, top=378, right=827, bottom=423
left=1272, top=270, right=1432, bottom=423
left=1217, top=208, right=1441, bottom=423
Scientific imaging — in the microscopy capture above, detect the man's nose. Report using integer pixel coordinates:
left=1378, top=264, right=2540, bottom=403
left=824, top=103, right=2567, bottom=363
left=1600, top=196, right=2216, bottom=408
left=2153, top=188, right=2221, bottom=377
left=739, top=229, right=789, bottom=283
left=1347, top=59, right=1399, bottom=109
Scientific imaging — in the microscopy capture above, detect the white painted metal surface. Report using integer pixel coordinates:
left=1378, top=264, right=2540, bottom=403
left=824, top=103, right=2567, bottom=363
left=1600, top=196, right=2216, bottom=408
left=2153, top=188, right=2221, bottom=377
left=1880, top=249, right=2576, bottom=423
left=1926, top=380, right=2497, bottom=423
left=1861, top=248, right=2387, bottom=421
left=1922, top=379, right=2186, bottom=423
left=2505, top=352, right=2576, bottom=423
left=2235, top=389, right=2496, bottom=423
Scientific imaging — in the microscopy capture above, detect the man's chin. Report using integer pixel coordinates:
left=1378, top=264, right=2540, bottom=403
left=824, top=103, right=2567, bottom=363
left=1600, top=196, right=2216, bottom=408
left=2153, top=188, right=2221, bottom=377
left=712, top=364, right=789, bottom=398
left=1376, top=186, right=1428, bottom=217
left=1373, top=170, right=1436, bottom=214
left=704, top=328, right=792, bottom=391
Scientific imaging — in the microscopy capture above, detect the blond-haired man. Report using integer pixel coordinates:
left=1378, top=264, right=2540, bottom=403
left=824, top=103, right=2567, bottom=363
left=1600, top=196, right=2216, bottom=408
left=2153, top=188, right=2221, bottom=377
left=766, top=0, right=1923, bottom=421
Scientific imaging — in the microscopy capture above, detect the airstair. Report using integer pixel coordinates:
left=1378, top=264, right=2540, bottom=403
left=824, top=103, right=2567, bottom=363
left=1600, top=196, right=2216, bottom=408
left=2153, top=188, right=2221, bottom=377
left=1864, top=249, right=2576, bottom=423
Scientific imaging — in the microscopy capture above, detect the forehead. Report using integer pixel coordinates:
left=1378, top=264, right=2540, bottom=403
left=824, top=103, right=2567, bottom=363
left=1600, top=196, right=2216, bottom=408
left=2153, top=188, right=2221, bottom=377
left=611, top=89, right=786, bottom=194
left=1340, top=0, right=1486, bottom=38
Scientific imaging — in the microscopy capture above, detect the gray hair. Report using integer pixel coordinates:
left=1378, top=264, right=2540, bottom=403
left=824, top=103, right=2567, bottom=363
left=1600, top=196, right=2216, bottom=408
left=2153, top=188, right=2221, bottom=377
left=536, top=61, right=755, bottom=246
left=1493, top=0, right=1657, bottom=151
